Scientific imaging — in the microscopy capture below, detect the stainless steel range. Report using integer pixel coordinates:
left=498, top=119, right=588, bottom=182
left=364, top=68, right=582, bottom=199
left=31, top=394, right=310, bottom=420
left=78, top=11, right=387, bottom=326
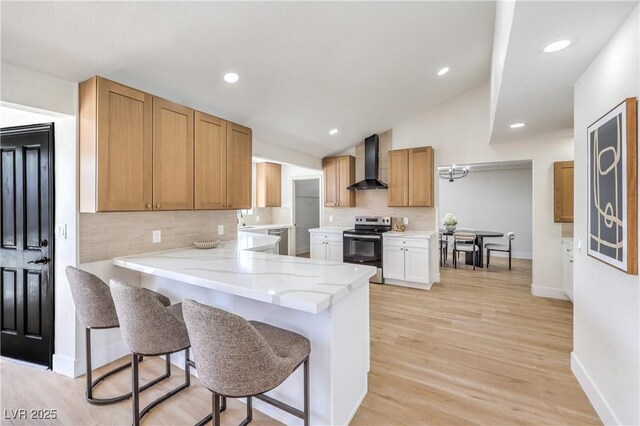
left=343, top=216, right=391, bottom=284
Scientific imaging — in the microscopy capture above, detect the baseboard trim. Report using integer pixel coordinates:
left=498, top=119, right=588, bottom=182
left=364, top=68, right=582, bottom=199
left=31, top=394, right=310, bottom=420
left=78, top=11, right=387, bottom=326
left=52, top=354, right=77, bottom=378
left=531, top=284, right=569, bottom=300
left=571, top=352, right=619, bottom=425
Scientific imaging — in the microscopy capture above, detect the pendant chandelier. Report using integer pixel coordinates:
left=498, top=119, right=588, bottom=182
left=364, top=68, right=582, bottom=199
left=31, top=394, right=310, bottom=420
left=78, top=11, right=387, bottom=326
left=439, top=165, right=469, bottom=182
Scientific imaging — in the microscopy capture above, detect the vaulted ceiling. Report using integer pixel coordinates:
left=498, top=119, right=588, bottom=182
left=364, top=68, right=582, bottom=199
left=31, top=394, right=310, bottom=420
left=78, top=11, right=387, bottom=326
left=1, top=1, right=495, bottom=157
left=1, top=1, right=637, bottom=157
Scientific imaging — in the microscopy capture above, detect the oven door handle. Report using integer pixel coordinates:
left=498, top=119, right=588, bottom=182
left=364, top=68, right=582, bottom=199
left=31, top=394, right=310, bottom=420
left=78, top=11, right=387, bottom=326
left=343, top=233, right=381, bottom=240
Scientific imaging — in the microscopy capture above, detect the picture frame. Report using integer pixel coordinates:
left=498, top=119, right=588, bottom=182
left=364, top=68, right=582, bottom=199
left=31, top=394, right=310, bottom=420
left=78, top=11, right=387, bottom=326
left=587, top=97, right=638, bottom=275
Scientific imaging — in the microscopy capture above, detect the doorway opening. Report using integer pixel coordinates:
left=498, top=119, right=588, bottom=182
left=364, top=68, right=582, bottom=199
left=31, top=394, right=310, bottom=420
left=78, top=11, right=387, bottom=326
left=292, top=178, right=321, bottom=258
left=0, top=121, right=55, bottom=367
left=437, top=160, right=533, bottom=271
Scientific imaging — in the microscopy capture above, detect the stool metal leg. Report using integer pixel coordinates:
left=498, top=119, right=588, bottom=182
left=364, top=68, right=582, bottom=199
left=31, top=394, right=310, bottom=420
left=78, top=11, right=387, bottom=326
left=85, top=327, right=167, bottom=406
left=213, top=394, right=221, bottom=426
left=303, top=357, right=310, bottom=426
left=239, top=396, right=253, bottom=426
left=132, top=354, right=140, bottom=426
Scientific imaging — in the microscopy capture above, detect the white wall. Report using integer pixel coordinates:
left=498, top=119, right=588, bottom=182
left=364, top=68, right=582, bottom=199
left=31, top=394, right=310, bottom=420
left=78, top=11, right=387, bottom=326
left=572, top=7, right=639, bottom=425
left=294, top=179, right=320, bottom=254
left=1, top=62, right=80, bottom=376
left=393, top=83, right=573, bottom=299
left=439, top=166, right=532, bottom=259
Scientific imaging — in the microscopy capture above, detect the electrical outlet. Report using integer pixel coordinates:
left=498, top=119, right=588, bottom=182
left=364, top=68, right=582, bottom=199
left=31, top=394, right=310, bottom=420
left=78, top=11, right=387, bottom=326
left=152, top=230, right=161, bottom=243
left=54, top=224, right=67, bottom=239
left=329, top=215, right=334, bottom=223
left=256, top=216, right=260, bottom=222
left=403, top=217, right=409, bottom=225
left=218, top=225, right=224, bottom=235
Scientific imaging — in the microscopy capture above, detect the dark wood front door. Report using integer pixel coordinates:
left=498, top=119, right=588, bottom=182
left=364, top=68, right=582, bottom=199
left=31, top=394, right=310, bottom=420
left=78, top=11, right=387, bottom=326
left=1, top=123, right=54, bottom=367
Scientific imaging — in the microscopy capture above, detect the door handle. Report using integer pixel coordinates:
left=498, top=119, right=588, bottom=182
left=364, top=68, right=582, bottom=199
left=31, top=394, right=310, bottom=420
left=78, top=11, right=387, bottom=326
left=28, top=257, right=50, bottom=265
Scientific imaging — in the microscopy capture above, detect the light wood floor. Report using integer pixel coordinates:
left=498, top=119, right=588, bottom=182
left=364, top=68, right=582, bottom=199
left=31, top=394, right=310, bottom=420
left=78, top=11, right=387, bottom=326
left=0, top=257, right=599, bottom=425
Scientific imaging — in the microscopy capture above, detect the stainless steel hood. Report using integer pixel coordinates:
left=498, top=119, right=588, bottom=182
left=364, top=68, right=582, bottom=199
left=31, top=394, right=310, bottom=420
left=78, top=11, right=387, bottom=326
left=347, top=134, right=388, bottom=190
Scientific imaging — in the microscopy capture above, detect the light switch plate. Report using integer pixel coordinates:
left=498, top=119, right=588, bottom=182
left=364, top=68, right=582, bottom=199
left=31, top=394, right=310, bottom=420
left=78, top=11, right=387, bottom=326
left=329, top=216, right=334, bottom=223
left=54, top=224, right=67, bottom=239
left=152, top=230, right=161, bottom=243
left=403, top=217, right=409, bottom=225
left=218, top=225, right=224, bottom=235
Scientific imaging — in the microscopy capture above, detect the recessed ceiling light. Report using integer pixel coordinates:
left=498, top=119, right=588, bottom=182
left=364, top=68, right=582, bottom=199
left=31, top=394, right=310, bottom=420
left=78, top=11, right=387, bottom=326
left=437, top=67, right=450, bottom=76
left=223, top=72, right=239, bottom=83
left=329, top=128, right=339, bottom=135
left=510, top=122, right=526, bottom=129
left=543, top=40, right=571, bottom=53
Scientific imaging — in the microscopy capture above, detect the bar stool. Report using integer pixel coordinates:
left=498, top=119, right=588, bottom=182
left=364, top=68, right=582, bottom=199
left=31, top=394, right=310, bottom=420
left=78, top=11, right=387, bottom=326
left=65, top=266, right=173, bottom=405
left=183, top=299, right=311, bottom=426
left=109, top=278, right=199, bottom=426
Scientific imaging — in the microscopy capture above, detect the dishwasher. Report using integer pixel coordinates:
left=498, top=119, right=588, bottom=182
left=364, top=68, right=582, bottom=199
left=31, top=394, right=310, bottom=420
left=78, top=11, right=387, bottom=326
left=268, top=228, right=289, bottom=255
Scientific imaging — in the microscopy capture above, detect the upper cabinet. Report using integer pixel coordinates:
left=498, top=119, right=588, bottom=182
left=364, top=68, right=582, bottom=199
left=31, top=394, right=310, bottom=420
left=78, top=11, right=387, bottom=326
left=323, top=155, right=355, bottom=207
left=388, top=146, right=434, bottom=207
left=256, top=162, right=282, bottom=207
left=554, top=160, right=574, bottom=223
left=80, top=76, right=252, bottom=212
left=80, top=76, right=153, bottom=212
left=153, top=98, right=194, bottom=210
left=194, top=111, right=227, bottom=209
left=225, top=123, right=252, bottom=210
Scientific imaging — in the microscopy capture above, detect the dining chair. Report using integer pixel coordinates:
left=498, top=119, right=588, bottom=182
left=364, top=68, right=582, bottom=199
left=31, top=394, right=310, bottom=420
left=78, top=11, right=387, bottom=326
left=453, top=232, right=479, bottom=270
left=485, top=232, right=515, bottom=270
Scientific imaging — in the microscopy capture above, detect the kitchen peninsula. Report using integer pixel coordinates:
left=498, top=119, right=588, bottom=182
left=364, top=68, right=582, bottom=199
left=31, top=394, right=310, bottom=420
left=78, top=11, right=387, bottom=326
left=113, top=232, right=375, bottom=426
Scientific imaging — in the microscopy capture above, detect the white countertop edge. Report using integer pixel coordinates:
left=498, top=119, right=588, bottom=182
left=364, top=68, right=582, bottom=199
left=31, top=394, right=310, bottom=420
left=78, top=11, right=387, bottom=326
left=383, top=230, right=436, bottom=238
left=309, top=227, right=351, bottom=234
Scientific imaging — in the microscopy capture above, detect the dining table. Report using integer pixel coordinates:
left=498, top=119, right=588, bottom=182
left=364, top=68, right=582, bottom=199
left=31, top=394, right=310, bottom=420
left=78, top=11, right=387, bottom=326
left=440, top=229, right=504, bottom=268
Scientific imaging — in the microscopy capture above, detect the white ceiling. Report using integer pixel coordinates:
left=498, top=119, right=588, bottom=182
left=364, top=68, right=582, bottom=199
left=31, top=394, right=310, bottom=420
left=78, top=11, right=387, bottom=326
left=490, top=1, right=637, bottom=143
left=0, top=1, right=495, bottom=158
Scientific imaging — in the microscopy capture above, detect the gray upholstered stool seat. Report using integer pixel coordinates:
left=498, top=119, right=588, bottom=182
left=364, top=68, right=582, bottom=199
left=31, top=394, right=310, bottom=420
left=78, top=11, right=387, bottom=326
left=248, top=320, right=311, bottom=367
left=110, top=279, right=199, bottom=426
left=65, top=266, right=172, bottom=406
left=184, top=299, right=311, bottom=426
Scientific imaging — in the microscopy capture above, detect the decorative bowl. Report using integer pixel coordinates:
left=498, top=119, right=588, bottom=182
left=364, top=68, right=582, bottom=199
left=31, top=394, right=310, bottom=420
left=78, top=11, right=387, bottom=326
left=194, top=240, right=220, bottom=249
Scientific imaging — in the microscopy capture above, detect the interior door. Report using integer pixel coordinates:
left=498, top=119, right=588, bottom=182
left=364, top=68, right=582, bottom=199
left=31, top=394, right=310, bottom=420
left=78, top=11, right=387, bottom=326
left=1, top=123, right=54, bottom=367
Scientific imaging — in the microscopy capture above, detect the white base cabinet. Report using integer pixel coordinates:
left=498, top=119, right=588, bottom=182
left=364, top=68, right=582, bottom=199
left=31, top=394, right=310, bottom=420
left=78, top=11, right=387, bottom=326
left=310, top=231, right=343, bottom=262
left=383, top=233, right=435, bottom=289
left=562, top=240, right=574, bottom=301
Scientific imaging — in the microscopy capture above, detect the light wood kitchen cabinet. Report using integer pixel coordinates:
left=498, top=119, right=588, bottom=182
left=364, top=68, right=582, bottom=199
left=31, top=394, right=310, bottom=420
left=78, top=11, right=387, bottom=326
left=388, top=146, right=434, bottom=207
left=554, top=160, right=574, bottom=223
left=153, top=97, right=194, bottom=210
left=256, top=162, right=282, bottom=207
left=80, top=76, right=153, bottom=212
left=225, top=123, right=252, bottom=209
left=194, top=111, right=227, bottom=209
left=323, top=155, right=355, bottom=207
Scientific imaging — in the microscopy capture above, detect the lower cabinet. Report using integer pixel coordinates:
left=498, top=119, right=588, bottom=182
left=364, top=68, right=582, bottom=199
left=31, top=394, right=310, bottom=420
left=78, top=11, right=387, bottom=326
left=383, top=236, right=433, bottom=289
left=310, top=232, right=343, bottom=262
left=562, top=241, right=574, bottom=301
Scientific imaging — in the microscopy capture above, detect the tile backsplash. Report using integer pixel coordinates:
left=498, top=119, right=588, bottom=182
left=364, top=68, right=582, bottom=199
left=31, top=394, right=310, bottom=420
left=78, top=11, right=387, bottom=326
left=323, top=129, right=436, bottom=231
left=80, top=210, right=237, bottom=263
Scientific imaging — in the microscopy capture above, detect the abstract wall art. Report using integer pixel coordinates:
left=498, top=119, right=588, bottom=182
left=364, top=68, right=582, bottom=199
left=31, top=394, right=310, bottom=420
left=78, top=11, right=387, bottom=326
left=587, top=97, right=638, bottom=274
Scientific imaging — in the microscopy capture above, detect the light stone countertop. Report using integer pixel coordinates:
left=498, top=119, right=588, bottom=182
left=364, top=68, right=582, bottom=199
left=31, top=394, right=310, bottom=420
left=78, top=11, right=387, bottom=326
left=237, top=224, right=292, bottom=231
left=113, top=232, right=376, bottom=314
left=309, top=226, right=351, bottom=234
left=383, top=230, right=436, bottom=239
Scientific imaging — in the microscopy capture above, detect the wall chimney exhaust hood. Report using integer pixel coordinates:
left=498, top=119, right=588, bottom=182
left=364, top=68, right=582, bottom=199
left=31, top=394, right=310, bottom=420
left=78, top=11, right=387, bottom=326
left=347, top=134, right=388, bottom=190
